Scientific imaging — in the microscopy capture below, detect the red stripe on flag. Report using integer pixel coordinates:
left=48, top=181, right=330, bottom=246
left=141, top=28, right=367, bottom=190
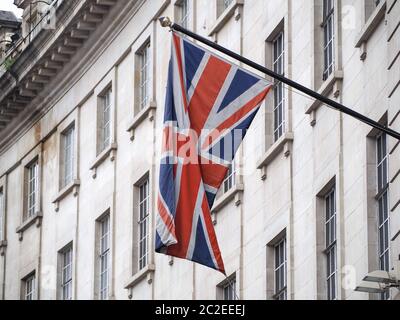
left=157, top=196, right=177, bottom=239
left=167, top=164, right=202, bottom=258
left=188, top=56, right=231, bottom=135
left=215, top=87, right=271, bottom=133
left=199, top=158, right=229, bottom=190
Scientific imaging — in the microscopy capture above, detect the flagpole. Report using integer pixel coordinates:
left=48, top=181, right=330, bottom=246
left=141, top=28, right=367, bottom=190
left=159, top=17, right=400, bottom=141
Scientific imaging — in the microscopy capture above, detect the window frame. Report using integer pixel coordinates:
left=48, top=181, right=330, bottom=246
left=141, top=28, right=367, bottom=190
left=175, top=0, right=191, bottom=29
left=272, top=31, right=285, bottom=142
left=59, top=244, right=73, bottom=300
left=324, top=187, right=337, bottom=300
left=273, top=237, right=287, bottom=300
left=223, top=160, right=236, bottom=194
left=97, top=87, right=113, bottom=155
left=98, top=214, right=110, bottom=300
left=60, top=124, right=75, bottom=190
left=376, top=132, right=390, bottom=300
left=322, top=0, right=335, bottom=81
left=218, top=274, right=237, bottom=300
left=136, top=41, right=152, bottom=112
left=138, top=178, right=150, bottom=271
left=25, top=158, right=39, bottom=221
left=22, top=272, right=36, bottom=301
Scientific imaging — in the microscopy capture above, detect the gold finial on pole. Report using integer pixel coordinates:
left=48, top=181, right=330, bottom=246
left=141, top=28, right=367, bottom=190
left=159, top=17, right=172, bottom=28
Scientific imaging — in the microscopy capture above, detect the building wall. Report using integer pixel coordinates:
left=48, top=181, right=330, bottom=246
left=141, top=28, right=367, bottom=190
left=0, top=0, right=399, bottom=300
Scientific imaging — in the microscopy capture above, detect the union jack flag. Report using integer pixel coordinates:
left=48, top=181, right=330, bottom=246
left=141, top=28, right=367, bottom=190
left=156, top=32, right=272, bottom=273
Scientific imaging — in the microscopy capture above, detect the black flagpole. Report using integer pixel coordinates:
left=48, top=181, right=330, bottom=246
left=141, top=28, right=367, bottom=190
left=159, top=17, right=400, bottom=141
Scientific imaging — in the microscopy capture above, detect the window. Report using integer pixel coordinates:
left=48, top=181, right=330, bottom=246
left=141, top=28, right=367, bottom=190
left=222, top=278, right=236, bottom=300
left=138, top=42, right=151, bottom=111
left=223, top=161, right=235, bottom=194
left=322, top=0, right=335, bottom=80
left=28, top=14, right=41, bottom=40
left=325, top=187, right=337, bottom=300
left=0, top=187, right=4, bottom=241
left=26, top=160, right=39, bottom=220
left=274, top=237, right=287, bottom=300
left=365, top=0, right=381, bottom=20
left=60, top=125, right=75, bottom=189
left=138, top=179, right=150, bottom=270
left=23, top=273, right=36, bottom=300
left=177, top=0, right=190, bottom=29
left=376, top=133, right=390, bottom=300
left=98, top=88, right=112, bottom=154
left=60, top=245, right=73, bottom=300
left=272, top=31, right=285, bottom=141
left=217, top=0, right=234, bottom=17
left=99, top=215, right=110, bottom=300
left=223, top=0, right=233, bottom=10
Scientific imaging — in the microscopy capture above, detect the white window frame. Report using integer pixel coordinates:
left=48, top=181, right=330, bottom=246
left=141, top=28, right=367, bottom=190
left=223, top=160, right=235, bottom=194
left=138, top=178, right=150, bottom=271
left=222, top=277, right=236, bottom=300
left=325, top=187, right=337, bottom=300
left=272, top=31, right=285, bottom=141
left=273, top=237, right=287, bottom=300
left=137, top=42, right=151, bottom=111
left=60, top=125, right=75, bottom=189
left=176, top=0, right=190, bottom=29
left=99, top=214, right=110, bottom=300
left=322, top=0, right=335, bottom=81
left=23, top=273, right=36, bottom=300
left=26, top=159, right=39, bottom=220
left=98, top=88, right=112, bottom=155
left=60, top=245, right=73, bottom=300
left=376, top=132, right=390, bottom=300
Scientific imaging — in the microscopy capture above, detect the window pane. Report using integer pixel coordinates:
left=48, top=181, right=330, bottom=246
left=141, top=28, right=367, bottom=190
left=139, top=179, right=150, bottom=270
left=274, top=237, right=287, bottom=300
left=223, top=278, right=236, bottom=300
left=323, top=0, right=335, bottom=79
left=325, top=187, right=337, bottom=300
left=27, top=161, right=38, bottom=219
left=61, top=246, right=73, bottom=300
left=99, top=215, right=110, bottom=300
left=139, top=43, right=151, bottom=110
left=223, top=161, right=235, bottom=193
left=24, top=274, right=36, bottom=300
left=376, top=133, right=390, bottom=298
left=273, top=32, right=285, bottom=141
left=61, top=126, right=75, bottom=189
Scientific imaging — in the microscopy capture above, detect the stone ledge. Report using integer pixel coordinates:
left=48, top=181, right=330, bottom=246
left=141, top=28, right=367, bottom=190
left=90, top=143, right=118, bottom=179
left=127, top=101, right=157, bottom=141
left=305, top=71, right=343, bottom=121
left=257, top=132, right=294, bottom=180
left=124, top=263, right=155, bottom=291
left=355, top=1, right=386, bottom=49
left=16, top=212, right=43, bottom=241
left=208, top=0, right=243, bottom=36
left=52, top=179, right=81, bottom=212
left=211, top=183, right=244, bottom=214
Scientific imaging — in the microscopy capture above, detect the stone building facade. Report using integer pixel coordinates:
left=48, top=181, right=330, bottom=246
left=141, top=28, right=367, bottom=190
left=0, top=0, right=399, bottom=300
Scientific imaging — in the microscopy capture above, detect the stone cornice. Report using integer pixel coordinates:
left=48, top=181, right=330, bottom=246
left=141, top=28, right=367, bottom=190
left=0, top=0, right=119, bottom=136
